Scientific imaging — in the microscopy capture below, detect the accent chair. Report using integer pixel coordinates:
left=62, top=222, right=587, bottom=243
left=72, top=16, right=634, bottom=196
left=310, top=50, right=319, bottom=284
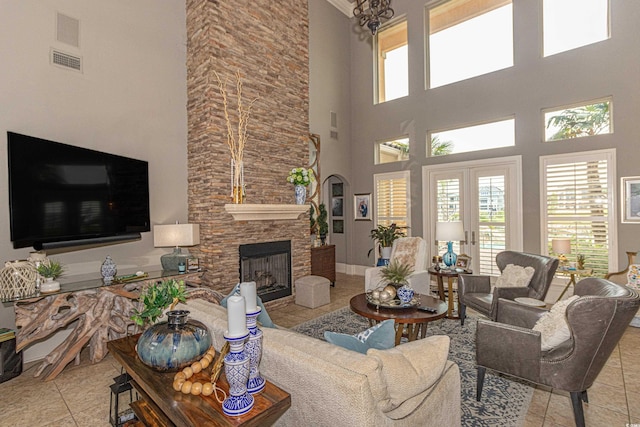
left=475, top=277, right=640, bottom=427
left=457, top=251, right=559, bottom=325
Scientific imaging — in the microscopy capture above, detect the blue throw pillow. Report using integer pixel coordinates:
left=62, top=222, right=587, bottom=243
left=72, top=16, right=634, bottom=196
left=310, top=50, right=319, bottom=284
left=324, top=319, right=395, bottom=354
left=220, top=283, right=276, bottom=328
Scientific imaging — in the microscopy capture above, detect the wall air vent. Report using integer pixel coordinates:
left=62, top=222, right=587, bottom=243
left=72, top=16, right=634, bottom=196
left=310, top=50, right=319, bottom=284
left=51, top=49, right=82, bottom=72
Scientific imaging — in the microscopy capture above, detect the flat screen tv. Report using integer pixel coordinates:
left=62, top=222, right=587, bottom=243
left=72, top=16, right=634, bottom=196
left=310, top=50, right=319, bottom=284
left=7, top=132, right=150, bottom=250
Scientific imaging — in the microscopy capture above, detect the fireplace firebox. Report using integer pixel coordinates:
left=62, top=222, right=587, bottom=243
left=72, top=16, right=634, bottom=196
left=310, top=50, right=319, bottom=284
left=239, top=240, right=292, bottom=303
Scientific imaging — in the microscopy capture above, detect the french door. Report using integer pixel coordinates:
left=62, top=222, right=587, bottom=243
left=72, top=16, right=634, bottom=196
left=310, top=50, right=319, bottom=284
left=422, top=156, right=523, bottom=275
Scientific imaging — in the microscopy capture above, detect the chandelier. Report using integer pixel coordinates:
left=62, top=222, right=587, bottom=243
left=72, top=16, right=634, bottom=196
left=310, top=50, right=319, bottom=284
left=353, top=0, right=395, bottom=35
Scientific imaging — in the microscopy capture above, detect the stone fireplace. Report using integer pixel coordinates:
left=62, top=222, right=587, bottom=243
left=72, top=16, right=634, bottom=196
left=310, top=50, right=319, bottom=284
left=185, top=0, right=311, bottom=299
left=240, top=240, right=292, bottom=303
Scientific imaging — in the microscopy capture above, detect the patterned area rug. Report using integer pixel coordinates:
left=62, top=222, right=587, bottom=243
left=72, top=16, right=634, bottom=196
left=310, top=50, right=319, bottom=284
left=292, top=306, right=533, bottom=427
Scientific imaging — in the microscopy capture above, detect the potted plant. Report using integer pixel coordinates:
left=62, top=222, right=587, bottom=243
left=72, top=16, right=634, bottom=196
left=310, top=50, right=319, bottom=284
left=317, top=203, right=329, bottom=245
left=36, top=259, right=64, bottom=293
left=368, top=223, right=407, bottom=263
left=379, top=259, right=415, bottom=303
left=131, top=279, right=188, bottom=326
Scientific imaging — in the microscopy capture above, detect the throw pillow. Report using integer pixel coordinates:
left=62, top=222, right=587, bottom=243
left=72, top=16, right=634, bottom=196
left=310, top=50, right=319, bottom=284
left=324, top=319, right=395, bottom=354
left=392, top=238, right=421, bottom=270
left=220, top=283, right=276, bottom=328
left=533, top=295, right=580, bottom=351
left=495, top=264, right=536, bottom=288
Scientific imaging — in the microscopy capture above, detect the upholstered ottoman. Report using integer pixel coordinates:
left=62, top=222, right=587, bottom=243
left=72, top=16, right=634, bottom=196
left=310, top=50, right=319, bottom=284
left=295, top=275, right=330, bottom=308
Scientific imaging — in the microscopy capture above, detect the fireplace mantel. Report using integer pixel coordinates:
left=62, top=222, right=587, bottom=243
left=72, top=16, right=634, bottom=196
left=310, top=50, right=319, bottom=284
left=224, top=204, right=309, bottom=221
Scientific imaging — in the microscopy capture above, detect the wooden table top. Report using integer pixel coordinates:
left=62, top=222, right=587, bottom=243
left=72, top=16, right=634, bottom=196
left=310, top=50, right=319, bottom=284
left=349, top=293, right=447, bottom=324
left=107, top=334, right=290, bottom=427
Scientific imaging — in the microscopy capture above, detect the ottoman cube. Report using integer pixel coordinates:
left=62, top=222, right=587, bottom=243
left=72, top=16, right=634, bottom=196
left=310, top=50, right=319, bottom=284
left=295, top=275, right=330, bottom=308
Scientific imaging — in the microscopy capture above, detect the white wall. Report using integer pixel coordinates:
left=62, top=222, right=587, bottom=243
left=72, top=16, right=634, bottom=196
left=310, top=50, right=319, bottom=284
left=0, top=0, right=188, bottom=341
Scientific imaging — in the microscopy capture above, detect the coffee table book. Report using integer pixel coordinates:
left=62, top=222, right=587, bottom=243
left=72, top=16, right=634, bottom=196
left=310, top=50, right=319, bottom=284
left=107, top=334, right=290, bottom=427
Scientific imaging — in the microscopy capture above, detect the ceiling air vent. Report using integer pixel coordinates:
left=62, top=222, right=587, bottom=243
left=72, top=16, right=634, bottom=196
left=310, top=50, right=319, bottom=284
left=51, top=49, right=82, bottom=72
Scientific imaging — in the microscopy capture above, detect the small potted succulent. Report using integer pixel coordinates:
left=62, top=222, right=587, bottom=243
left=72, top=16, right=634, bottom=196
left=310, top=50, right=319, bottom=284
left=36, top=259, right=64, bottom=293
left=375, top=260, right=415, bottom=304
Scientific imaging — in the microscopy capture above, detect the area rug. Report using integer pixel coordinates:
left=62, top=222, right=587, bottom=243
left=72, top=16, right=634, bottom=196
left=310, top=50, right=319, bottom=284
left=292, top=307, right=533, bottom=427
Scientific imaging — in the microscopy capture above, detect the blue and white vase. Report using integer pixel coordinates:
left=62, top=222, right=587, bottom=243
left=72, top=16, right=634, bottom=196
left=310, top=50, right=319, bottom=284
left=294, top=184, right=306, bottom=205
left=397, top=285, right=415, bottom=304
left=101, top=256, right=117, bottom=282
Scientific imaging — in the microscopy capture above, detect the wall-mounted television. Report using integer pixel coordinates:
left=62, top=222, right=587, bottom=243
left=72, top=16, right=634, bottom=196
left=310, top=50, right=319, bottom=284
left=7, top=132, right=150, bottom=250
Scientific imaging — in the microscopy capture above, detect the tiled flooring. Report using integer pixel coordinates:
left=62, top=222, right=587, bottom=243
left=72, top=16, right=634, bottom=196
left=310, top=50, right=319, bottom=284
left=1, top=272, right=638, bottom=426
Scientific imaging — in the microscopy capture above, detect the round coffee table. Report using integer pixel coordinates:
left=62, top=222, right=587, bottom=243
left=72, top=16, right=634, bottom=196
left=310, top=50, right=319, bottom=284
left=349, top=293, right=447, bottom=346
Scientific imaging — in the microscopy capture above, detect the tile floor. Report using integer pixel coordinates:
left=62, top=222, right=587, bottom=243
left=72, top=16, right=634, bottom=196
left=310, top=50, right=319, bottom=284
left=1, top=272, right=638, bottom=426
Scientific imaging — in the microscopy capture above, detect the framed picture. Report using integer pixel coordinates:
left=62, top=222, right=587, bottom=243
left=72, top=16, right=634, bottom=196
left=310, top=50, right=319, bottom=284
left=332, top=197, right=343, bottom=217
left=455, top=254, right=471, bottom=271
left=622, top=176, right=640, bottom=223
left=354, top=193, right=372, bottom=221
left=332, top=182, right=344, bottom=197
left=332, top=219, right=344, bottom=234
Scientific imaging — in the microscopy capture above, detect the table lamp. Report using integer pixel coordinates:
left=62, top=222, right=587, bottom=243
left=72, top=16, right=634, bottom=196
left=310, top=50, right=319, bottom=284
left=552, top=238, right=571, bottom=266
left=436, top=221, right=465, bottom=268
left=154, top=223, right=200, bottom=271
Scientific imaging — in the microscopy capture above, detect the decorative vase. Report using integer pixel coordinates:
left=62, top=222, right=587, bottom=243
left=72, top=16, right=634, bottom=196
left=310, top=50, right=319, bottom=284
left=222, top=331, right=254, bottom=416
left=136, top=310, right=211, bottom=372
left=377, top=246, right=392, bottom=266
left=40, top=277, right=60, bottom=293
left=231, top=159, right=244, bottom=204
left=245, top=307, right=265, bottom=394
left=442, top=241, right=457, bottom=268
left=397, top=285, right=414, bottom=304
left=294, top=184, right=306, bottom=205
left=101, top=256, right=117, bottom=282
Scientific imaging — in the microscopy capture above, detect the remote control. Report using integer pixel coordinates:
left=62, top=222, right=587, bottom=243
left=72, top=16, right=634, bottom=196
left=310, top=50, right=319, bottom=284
left=418, top=306, right=438, bottom=313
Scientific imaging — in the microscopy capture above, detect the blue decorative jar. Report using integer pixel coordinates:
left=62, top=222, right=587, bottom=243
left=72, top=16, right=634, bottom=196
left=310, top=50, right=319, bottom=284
left=136, top=310, right=211, bottom=372
left=397, top=285, right=415, bottom=304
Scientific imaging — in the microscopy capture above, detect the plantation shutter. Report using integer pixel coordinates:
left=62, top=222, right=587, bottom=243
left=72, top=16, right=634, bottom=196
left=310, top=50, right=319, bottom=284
left=541, top=150, right=615, bottom=276
left=375, top=171, right=410, bottom=230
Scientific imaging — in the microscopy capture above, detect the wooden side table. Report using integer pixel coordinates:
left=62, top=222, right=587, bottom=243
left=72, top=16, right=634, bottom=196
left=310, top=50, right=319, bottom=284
left=311, top=244, right=336, bottom=286
left=108, top=334, right=291, bottom=426
left=556, top=268, right=593, bottom=301
left=427, top=268, right=470, bottom=319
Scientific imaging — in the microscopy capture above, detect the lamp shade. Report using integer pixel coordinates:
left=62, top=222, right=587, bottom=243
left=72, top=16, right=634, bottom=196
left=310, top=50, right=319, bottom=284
left=435, top=222, right=465, bottom=242
left=153, top=224, right=200, bottom=248
left=552, top=238, right=571, bottom=255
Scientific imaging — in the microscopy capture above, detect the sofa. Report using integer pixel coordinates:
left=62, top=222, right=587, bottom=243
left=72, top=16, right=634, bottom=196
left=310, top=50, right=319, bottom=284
left=174, top=297, right=461, bottom=426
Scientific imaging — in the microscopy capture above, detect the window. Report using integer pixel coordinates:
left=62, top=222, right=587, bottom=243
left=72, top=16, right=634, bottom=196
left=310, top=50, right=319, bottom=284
left=540, top=149, right=616, bottom=276
left=375, top=137, right=409, bottom=164
left=543, top=0, right=609, bottom=57
left=429, top=118, right=515, bottom=156
left=374, top=171, right=410, bottom=229
left=544, top=99, right=612, bottom=142
left=428, top=0, right=513, bottom=88
left=376, top=20, right=408, bottom=103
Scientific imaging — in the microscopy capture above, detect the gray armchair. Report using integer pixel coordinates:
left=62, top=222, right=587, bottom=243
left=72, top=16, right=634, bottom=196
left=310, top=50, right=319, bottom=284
left=458, top=251, right=558, bottom=325
left=476, top=278, right=640, bottom=427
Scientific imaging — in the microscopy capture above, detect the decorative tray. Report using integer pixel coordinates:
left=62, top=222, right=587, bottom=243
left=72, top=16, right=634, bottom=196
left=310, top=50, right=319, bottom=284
left=366, top=294, right=419, bottom=309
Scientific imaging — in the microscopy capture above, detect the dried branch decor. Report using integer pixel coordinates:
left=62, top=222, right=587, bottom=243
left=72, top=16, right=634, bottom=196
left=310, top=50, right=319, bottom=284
left=214, top=71, right=259, bottom=203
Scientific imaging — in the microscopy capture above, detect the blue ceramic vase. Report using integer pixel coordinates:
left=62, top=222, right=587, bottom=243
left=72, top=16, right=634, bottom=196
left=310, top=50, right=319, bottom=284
left=294, top=184, right=306, bottom=204
left=136, top=310, right=211, bottom=372
left=397, top=285, right=415, bottom=304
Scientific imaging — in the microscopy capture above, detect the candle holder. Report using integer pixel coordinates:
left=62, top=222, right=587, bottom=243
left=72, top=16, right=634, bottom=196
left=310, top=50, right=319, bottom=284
left=245, top=307, right=265, bottom=394
left=222, top=331, right=254, bottom=416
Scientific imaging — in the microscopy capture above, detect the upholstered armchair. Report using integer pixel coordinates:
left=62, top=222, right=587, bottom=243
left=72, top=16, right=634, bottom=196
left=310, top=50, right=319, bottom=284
left=475, top=278, right=640, bottom=427
left=605, top=251, right=640, bottom=327
left=458, top=251, right=559, bottom=325
left=364, top=237, right=430, bottom=295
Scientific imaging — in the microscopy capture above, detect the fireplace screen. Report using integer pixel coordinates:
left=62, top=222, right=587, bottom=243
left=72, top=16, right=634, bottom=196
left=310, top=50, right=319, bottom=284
left=239, top=240, right=292, bottom=303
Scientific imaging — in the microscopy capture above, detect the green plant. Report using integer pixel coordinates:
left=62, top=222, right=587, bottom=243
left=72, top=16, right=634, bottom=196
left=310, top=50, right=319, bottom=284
left=131, top=279, right=187, bottom=326
left=380, top=259, right=414, bottom=286
left=309, top=204, right=317, bottom=234
left=317, top=203, right=329, bottom=236
left=577, top=254, right=586, bottom=270
left=36, top=259, right=64, bottom=279
left=369, top=223, right=406, bottom=248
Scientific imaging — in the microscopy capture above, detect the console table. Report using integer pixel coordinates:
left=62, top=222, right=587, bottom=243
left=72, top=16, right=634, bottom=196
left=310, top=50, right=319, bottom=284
left=13, top=270, right=203, bottom=381
left=311, top=244, right=335, bottom=286
left=108, top=334, right=291, bottom=426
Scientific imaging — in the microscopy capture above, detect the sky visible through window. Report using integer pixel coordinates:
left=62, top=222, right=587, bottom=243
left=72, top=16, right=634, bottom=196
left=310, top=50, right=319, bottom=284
left=544, top=0, right=608, bottom=57
left=384, top=45, right=408, bottom=101
left=431, top=119, right=515, bottom=155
